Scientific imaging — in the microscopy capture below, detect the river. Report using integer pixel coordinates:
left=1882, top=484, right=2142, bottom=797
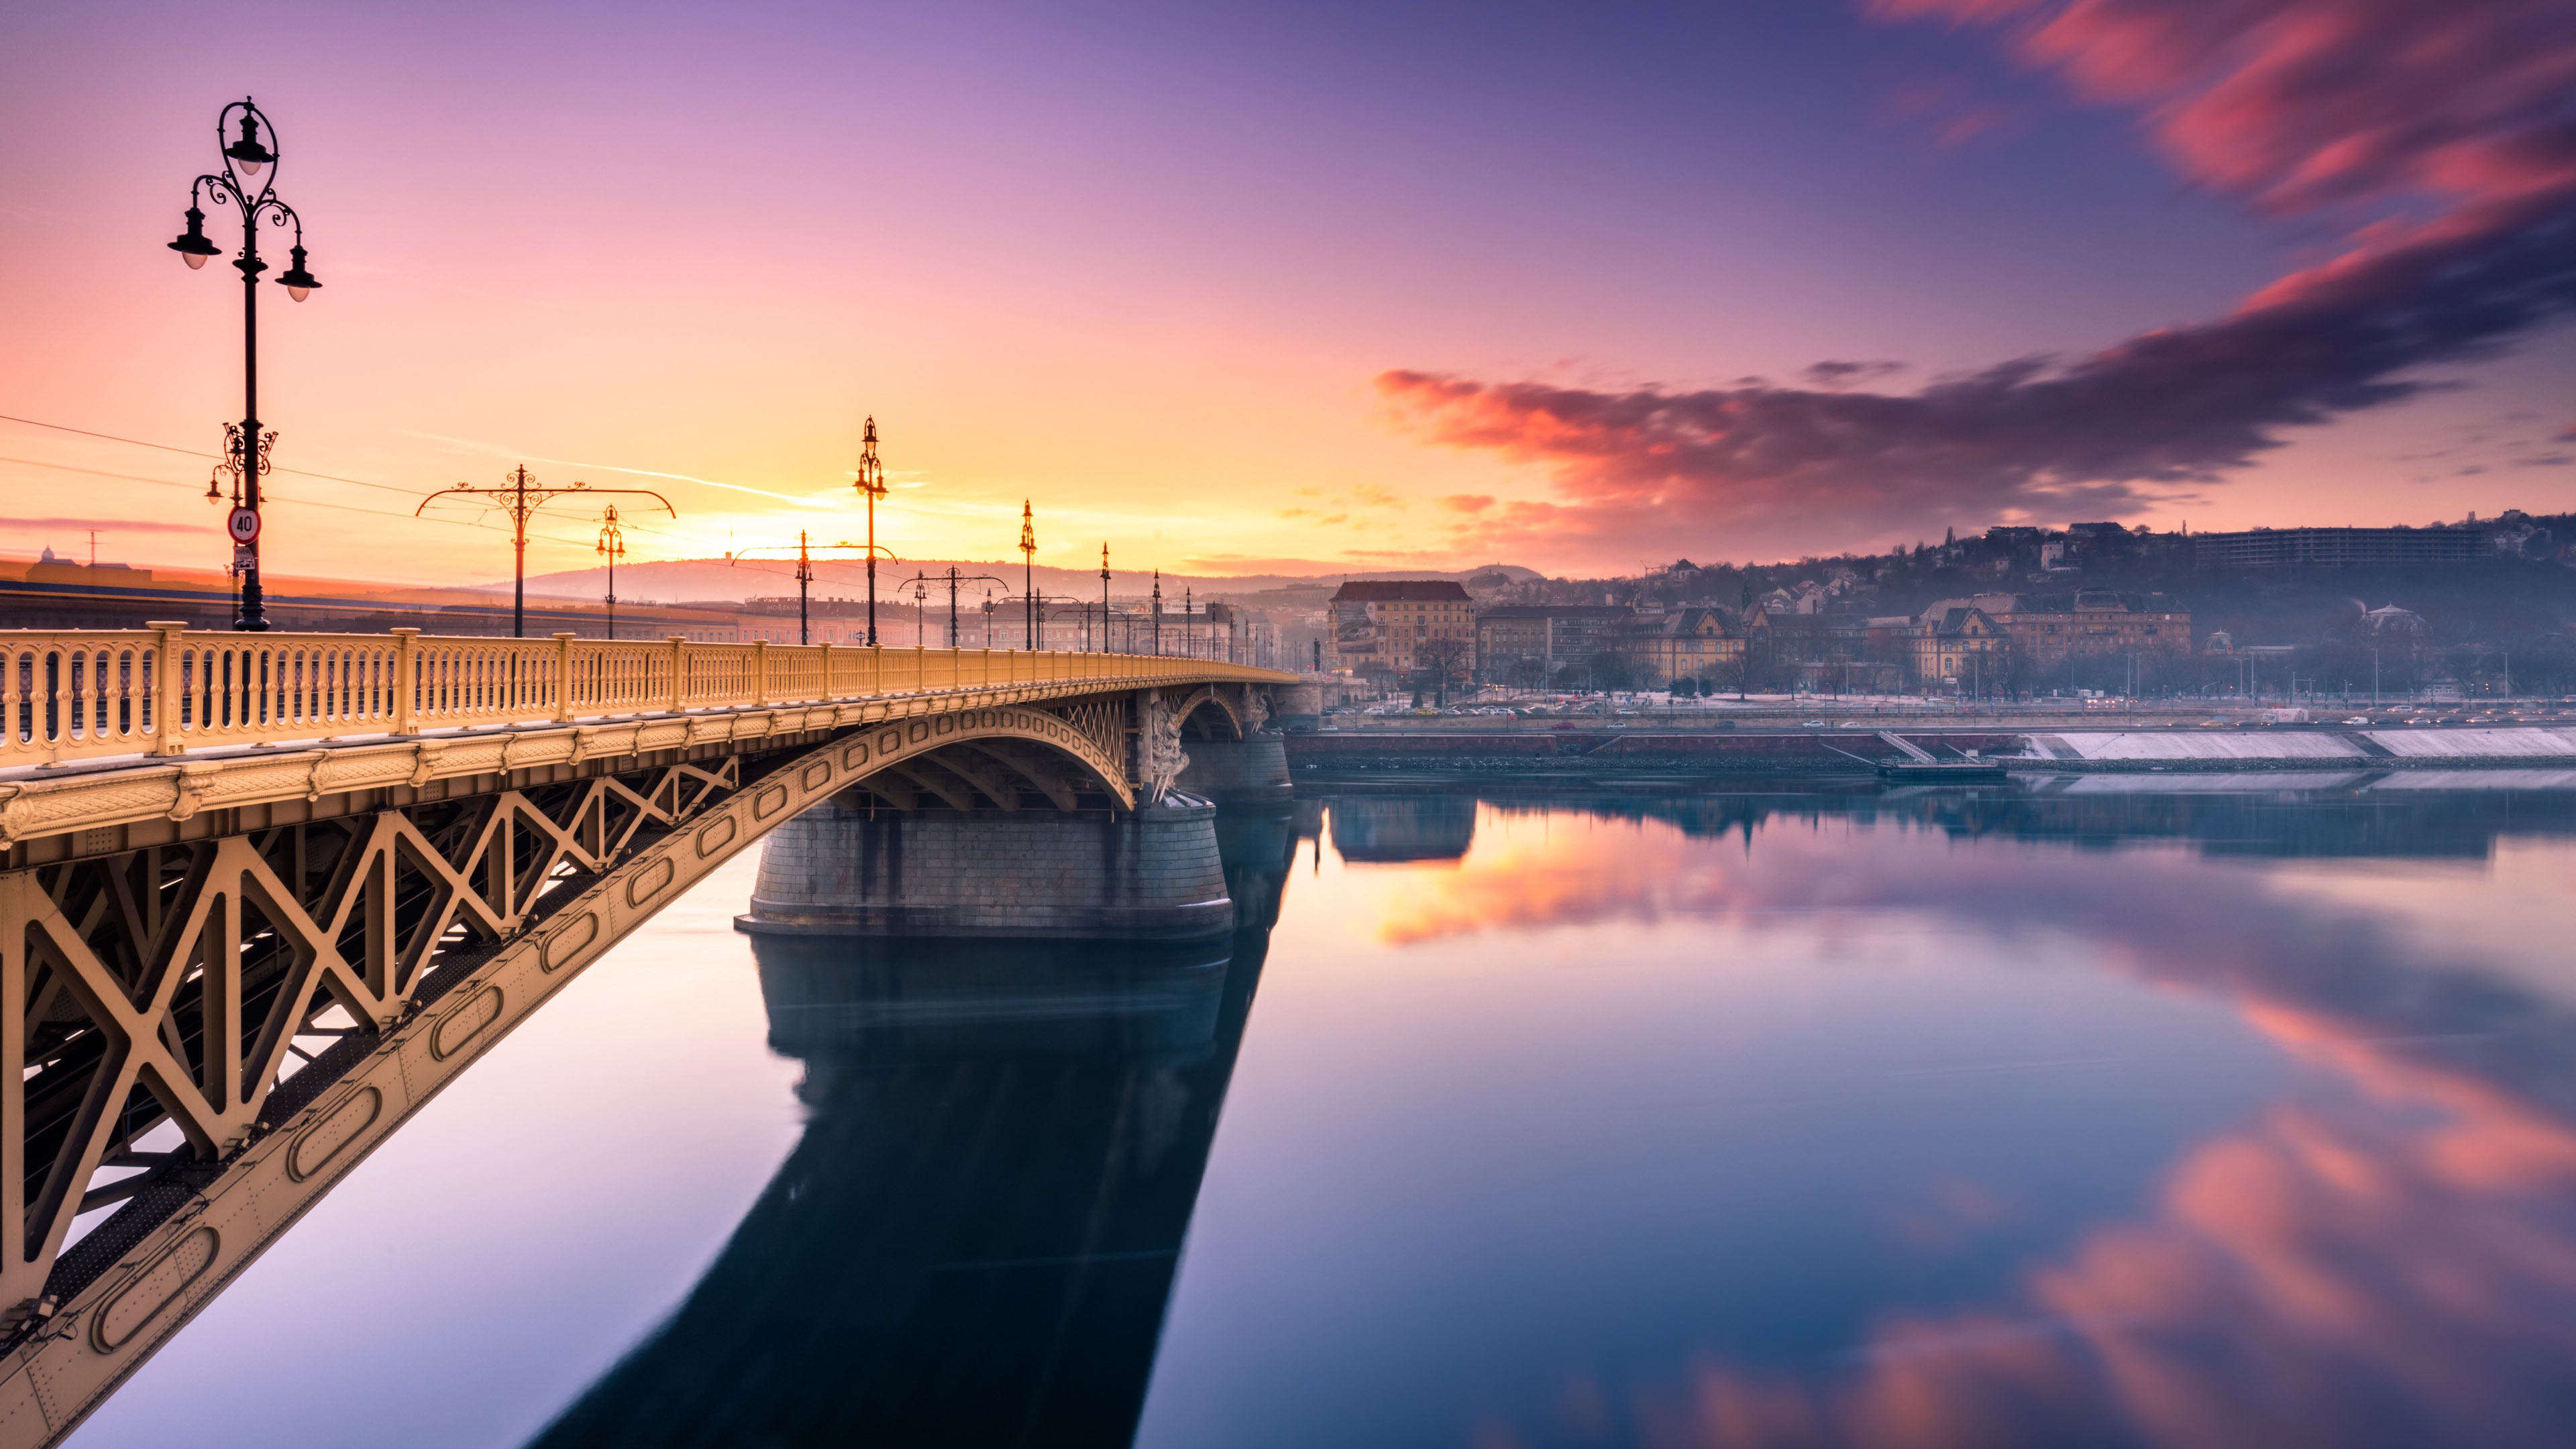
left=67, top=778, right=2576, bottom=1448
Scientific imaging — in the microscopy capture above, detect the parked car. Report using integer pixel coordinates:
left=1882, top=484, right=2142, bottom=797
left=1801, top=720, right=1826, bottom=729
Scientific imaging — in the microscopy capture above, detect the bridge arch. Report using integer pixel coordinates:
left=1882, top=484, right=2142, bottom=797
left=1172, top=687, right=1244, bottom=743
left=822, top=704, right=1133, bottom=813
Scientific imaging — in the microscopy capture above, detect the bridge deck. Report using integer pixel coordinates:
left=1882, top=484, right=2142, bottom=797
left=0, top=628, right=1289, bottom=853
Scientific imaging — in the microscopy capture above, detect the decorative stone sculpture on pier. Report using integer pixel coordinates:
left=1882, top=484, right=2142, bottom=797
left=1139, top=690, right=1191, bottom=805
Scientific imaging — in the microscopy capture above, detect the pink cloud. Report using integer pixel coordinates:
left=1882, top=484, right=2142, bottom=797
left=1381, top=0, right=2576, bottom=564
left=1889, top=0, right=2576, bottom=216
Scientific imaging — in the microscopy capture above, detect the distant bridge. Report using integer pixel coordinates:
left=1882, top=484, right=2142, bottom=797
left=0, top=625, right=1295, bottom=1446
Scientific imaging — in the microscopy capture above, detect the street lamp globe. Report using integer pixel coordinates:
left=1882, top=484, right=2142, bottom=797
left=276, top=245, right=321, bottom=301
left=223, top=107, right=273, bottom=176
left=168, top=207, right=219, bottom=268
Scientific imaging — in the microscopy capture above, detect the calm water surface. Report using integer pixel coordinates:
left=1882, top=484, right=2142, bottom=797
left=69, top=780, right=2576, bottom=1448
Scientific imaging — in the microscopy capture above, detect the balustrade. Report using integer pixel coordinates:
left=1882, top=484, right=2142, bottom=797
left=0, top=624, right=1275, bottom=767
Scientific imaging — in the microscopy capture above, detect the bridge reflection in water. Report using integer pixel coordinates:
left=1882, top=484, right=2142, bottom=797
left=529, top=804, right=1295, bottom=1449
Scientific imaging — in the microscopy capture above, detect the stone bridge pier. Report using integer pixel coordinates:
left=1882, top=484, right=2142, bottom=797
left=737, top=682, right=1288, bottom=943
left=737, top=794, right=1234, bottom=941
left=1175, top=737, right=1291, bottom=806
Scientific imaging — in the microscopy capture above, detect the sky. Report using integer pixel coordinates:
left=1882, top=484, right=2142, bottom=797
left=3, top=0, right=2571, bottom=584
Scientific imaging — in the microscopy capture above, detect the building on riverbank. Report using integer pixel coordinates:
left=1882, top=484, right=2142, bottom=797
left=1615, top=606, right=1746, bottom=690
left=1912, top=604, right=2010, bottom=690
left=1328, top=579, right=1474, bottom=683
left=1474, top=604, right=1634, bottom=688
left=1907, top=589, right=2190, bottom=684
left=2194, top=524, right=2488, bottom=570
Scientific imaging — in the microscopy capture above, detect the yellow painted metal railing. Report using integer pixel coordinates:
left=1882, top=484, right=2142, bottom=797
left=0, top=624, right=1282, bottom=767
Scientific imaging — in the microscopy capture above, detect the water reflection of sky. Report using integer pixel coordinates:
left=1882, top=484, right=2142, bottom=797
left=1139, top=794, right=2576, bottom=1449
left=58, top=788, right=2576, bottom=1448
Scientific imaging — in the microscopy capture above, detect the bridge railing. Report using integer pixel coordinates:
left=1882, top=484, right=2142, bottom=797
left=0, top=624, right=1279, bottom=767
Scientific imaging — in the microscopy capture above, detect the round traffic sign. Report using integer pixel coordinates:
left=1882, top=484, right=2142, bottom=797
left=226, top=506, right=260, bottom=544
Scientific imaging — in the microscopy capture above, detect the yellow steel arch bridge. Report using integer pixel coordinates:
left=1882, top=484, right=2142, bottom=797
left=0, top=625, right=1294, bottom=1446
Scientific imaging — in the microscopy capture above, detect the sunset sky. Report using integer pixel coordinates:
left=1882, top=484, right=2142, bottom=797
left=4, top=0, right=2571, bottom=585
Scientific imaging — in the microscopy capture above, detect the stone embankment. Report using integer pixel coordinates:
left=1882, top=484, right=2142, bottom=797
left=1285, top=726, right=2576, bottom=775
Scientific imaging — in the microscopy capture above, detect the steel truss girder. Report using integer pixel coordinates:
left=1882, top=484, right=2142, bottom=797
left=0, top=757, right=741, bottom=1445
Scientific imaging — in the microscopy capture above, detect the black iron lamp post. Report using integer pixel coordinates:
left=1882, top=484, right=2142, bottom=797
left=417, top=469, right=674, bottom=637
left=1018, top=500, right=1039, bottom=649
left=170, top=97, right=322, bottom=631
left=905, top=567, right=1008, bottom=648
left=853, top=418, right=900, bottom=645
left=596, top=505, right=627, bottom=639
left=729, top=531, right=886, bottom=645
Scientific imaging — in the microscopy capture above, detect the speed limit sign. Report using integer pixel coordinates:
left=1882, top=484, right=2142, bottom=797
left=226, top=506, right=260, bottom=544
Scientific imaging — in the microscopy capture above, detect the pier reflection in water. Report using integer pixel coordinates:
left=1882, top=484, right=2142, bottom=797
left=529, top=805, right=1294, bottom=1449
left=530, top=938, right=1245, bottom=1448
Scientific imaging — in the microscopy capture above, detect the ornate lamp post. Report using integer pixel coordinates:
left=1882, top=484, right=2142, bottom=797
left=1099, top=543, right=1112, bottom=653
left=417, top=468, right=674, bottom=637
left=904, top=567, right=1008, bottom=648
left=596, top=506, right=627, bottom=639
left=853, top=417, right=899, bottom=645
left=1018, top=500, right=1038, bottom=650
left=729, top=531, right=885, bottom=645
left=169, top=97, right=323, bottom=631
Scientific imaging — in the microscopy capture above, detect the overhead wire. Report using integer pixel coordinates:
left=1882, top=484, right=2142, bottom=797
left=0, top=453, right=600, bottom=550
left=0, top=412, right=747, bottom=557
left=0, top=417, right=1033, bottom=585
left=3, top=413, right=439, bottom=500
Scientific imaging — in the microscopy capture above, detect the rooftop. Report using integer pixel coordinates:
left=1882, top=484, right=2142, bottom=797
left=1476, top=604, right=1635, bottom=620
left=1330, top=580, right=1473, bottom=602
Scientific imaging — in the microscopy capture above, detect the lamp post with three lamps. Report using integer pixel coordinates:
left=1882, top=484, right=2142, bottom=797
left=168, top=97, right=324, bottom=631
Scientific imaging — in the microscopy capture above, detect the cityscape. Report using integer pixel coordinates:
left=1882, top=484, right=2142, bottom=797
left=5, top=3, right=2576, bottom=1448
left=14, top=506, right=2573, bottom=700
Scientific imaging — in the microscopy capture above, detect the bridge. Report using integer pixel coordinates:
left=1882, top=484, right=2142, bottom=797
left=0, top=624, right=1298, bottom=1446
